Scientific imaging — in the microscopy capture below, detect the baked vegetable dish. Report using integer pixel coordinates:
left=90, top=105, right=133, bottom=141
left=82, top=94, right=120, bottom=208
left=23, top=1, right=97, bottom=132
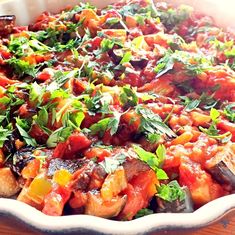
left=0, top=0, right=234, bottom=220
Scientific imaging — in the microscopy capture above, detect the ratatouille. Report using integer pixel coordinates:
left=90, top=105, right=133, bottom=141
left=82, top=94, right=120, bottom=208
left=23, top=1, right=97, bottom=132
left=0, top=0, right=234, bottom=219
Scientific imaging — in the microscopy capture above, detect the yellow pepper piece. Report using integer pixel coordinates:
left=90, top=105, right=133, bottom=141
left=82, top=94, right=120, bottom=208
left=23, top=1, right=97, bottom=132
left=53, top=169, right=72, bottom=186
left=28, top=176, right=52, bottom=204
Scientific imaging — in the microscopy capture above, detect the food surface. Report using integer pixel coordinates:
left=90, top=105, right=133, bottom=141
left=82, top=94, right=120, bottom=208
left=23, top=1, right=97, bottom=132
left=0, top=0, right=234, bottom=220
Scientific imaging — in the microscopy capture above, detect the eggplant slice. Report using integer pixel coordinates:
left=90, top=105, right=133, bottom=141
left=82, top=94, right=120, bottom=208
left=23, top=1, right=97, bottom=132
left=5, top=147, right=35, bottom=176
left=47, top=158, right=89, bottom=176
left=0, top=15, right=16, bottom=36
left=206, top=144, right=235, bottom=188
left=109, top=48, right=148, bottom=68
left=156, top=187, right=194, bottom=213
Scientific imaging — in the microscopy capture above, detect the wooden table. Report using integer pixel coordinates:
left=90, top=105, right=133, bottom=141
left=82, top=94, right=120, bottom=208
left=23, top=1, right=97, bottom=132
left=0, top=212, right=235, bottom=235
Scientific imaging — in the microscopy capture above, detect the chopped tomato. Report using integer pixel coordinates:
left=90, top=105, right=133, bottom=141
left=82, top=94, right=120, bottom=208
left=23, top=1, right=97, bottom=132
left=0, top=74, right=18, bottom=88
left=29, top=124, right=49, bottom=144
left=179, top=158, right=225, bottom=206
left=84, top=147, right=111, bottom=162
left=217, top=120, right=235, bottom=141
left=118, top=170, right=158, bottom=220
left=42, top=186, right=71, bottom=216
left=63, top=132, right=91, bottom=158
left=53, top=132, right=91, bottom=159
left=21, top=159, right=41, bottom=179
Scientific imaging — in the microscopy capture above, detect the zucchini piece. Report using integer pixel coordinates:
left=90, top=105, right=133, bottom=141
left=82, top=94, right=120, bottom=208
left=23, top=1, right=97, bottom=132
left=156, top=181, right=193, bottom=213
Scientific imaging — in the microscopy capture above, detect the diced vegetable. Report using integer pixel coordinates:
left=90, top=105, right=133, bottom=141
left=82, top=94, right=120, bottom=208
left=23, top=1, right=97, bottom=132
left=101, top=167, right=127, bottom=201
left=123, top=158, right=150, bottom=181
left=179, top=158, right=225, bottom=206
left=0, top=168, right=20, bottom=197
left=21, top=159, right=40, bottom=179
left=156, top=181, right=193, bottom=213
left=53, top=169, right=72, bottom=186
left=118, top=170, right=158, bottom=220
left=85, top=193, right=127, bottom=218
left=205, top=143, right=235, bottom=188
left=42, top=186, right=71, bottom=216
left=27, top=175, right=52, bottom=204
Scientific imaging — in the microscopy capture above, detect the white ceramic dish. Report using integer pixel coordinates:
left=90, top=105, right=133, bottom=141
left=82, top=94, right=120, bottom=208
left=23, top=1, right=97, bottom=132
left=0, top=0, right=235, bottom=234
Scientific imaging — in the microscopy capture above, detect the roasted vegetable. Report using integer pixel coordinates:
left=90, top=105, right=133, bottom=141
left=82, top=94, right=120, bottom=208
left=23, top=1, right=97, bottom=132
left=5, top=147, right=34, bottom=176
left=47, top=158, right=88, bottom=176
left=0, top=0, right=235, bottom=220
left=85, top=192, right=127, bottom=218
left=205, top=143, right=235, bottom=188
left=156, top=181, right=193, bottom=213
left=0, top=167, right=20, bottom=197
left=179, top=158, right=225, bottom=206
left=130, top=58, right=148, bottom=69
left=27, top=174, right=52, bottom=204
left=101, top=166, right=127, bottom=201
left=109, top=48, right=123, bottom=64
left=42, top=186, right=71, bottom=216
left=123, top=158, right=150, bottom=181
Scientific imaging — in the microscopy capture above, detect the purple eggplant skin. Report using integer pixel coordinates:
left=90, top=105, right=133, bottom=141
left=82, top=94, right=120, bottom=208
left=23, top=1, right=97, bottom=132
left=156, top=187, right=194, bottom=213
left=0, top=15, right=16, bottom=36
left=206, top=145, right=235, bottom=189
left=47, top=158, right=89, bottom=176
left=109, top=49, right=123, bottom=64
left=130, top=58, right=148, bottom=69
left=207, top=159, right=235, bottom=189
left=5, top=147, right=35, bottom=176
left=109, top=48, right=148, bottom=68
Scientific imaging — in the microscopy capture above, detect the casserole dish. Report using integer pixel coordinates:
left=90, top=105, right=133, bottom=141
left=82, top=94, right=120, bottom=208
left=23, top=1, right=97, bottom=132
left=0, top=0, right=235, bottom=234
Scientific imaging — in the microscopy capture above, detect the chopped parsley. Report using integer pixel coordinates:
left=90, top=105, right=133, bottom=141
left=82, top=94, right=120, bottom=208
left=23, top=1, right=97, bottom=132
left=99, top=153, right=127, bottom=174
left=135, top=208, right=154, bottom=219
left=15, top=118, right=37, bottom=147
left=224, top=103, right=235, bottom=122
left=199, top=108, right=232, bottom=142
left=120, top=85, right=138, bottom=108
left=0, top=124, right=13, bottom=148
left=46, top=127, right=72, bottom=148
left=157, top=181, right=186, bottom=202
left=179, top=92, right=218, bottom=112
left=133, top=145, right=168, bottom=180
left=135, top=105, right=176, bottom=140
